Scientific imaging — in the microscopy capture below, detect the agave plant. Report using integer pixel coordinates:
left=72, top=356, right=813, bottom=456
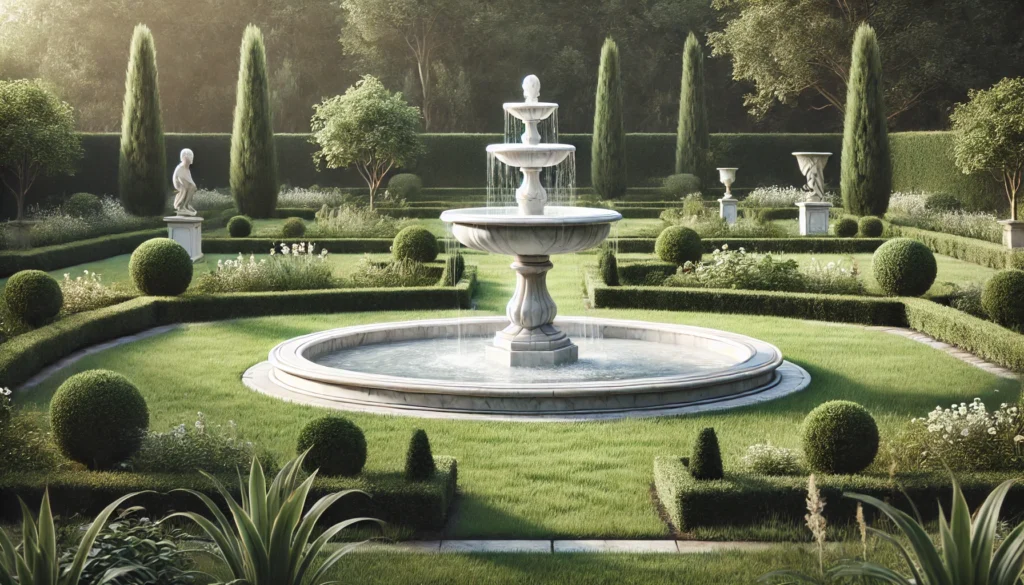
left=833, top=477, right=1024, bottom=585
left=168, top=453, right=381, bottom=585
left=0, top=490, right=142, bottom=585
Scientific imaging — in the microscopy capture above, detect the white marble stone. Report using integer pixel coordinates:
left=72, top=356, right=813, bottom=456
left=717, top=167, right=738, bottom=199
left=719, top=198, right=737, bottom=225
left=1000, top=220, right=1024, bottom=249
left=164, top=215, right=204, bottom=261
left=554, top=540, right=679, bottom=553
left=792, top=152, right=831, bottom=202
left=440, top=540, right=551, bottom=553
left=796, top=201, right=832, bottom=236
left=171, top=148, right=198, bottom=217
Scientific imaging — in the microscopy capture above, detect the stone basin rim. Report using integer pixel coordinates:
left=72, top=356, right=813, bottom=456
left=441, top=206, right=622, bottom=226
left=267, top=316, right=784, bottom=398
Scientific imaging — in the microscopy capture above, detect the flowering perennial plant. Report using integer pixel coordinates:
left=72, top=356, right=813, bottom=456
left=60, top=270, right=124, bottom=314
left=314, top=203, right=413, bottom=238
left=887, top=191, right=1003, bottom=243
left=0, top=198, right=159, bottom=249
left=803, top=257, right=864, bottom=295
left=130, top=412, right=260, bottom=473
left=669, top=245, right=805, bottom=291
left=193, top=242, right=333, bottom=293
left=742, top=185, right=840, bottom=208
left=909, top=398, right=1024, bottom=471
left=741, top=442, right=801, bottom=475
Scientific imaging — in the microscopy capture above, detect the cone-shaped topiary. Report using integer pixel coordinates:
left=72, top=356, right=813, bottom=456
left=50, top=370, right=149, bottom=470
left=393, top=226, right=438, bottom=262
left=982, top=270, right=1024, bottom=332
left=296, top=416, right=367, bottom=476
left=592, top=37, right=627, bottom=200
left=802, top=400, right=878, bottom=474
left=231, top=25, right=278, bottom=218
left=118, top=25, right=166, bottom=217
left=129, top=238, right=193, bottom=296
left=675, top=33, right=709, bottom=184
left=227, top=215, right=252, bottom=238
left=405, top=429, right=436, bottom=481
left=689, top=427, right=723, bottom=480
left=598, top=248, right=619, bottom=286
left=281, top=217, right=305, bottom=238
left=872, top=238, right=936, bottom=297
left=841, top=24, right=891, bottom=217
left=834, top=217, right=859, bottom=238
left=858, top=216, right=884, bottom=237
left=1, top=270, right=62, bottom=326
left=440, top=252, right=465, bottom=286
left=656, top=226, right=702, bottom=267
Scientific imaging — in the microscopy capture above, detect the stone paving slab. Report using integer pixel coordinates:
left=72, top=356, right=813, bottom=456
left=867, top=326, right=1017, bottom=379
left=440, top=540, right=552, bottom=553
left=554, top=540, right=679, bottom=553
left=358, top=540, right=787, bottom=554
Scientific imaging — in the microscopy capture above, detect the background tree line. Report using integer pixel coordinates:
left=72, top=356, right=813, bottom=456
left=1, top=0, right=1022, bottom=134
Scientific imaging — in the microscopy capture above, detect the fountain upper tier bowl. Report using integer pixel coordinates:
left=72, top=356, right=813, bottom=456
left=440, top=206, right=621, bottom=256
left=486, top=143, right=575, bottom=168
left=504, top=102, right=558, bottom=123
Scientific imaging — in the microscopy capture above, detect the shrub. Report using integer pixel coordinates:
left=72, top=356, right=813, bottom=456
left=982, top=270, right=1024, bottom=332
left=344, top=257, right=438, bottom=288
left=227, top=215, right=252, bottom=237
left=439, top=252, right=465, bottom=287
left=405, top=429, right=436, bottom=481
left=59, top=270, right=124, bottom=315
left=660, top=212, right=785, bottom=239
left=1, top=269, right=62, bottom=326
left=680, top=193, right=708, bottom=218
left=118, top=25, right=166, bottom=217
left=655, top=226, right=702, bottom=266
left=1011, top=250, right=1024, bottom=270
left=393, top=226, right=438, bottom=262
left=925, top=192, right=963, bottom=212
left=802, top=257, right=865, bottom=295
left=598, top=248, right=619, bottom=286
left=741, top=443, right=801, bottom=476
left=662, top=174, right=702, bottom=199
left=834, top=217, right=858, bottom=237
left=689, top=427, right=723, bottom=480
left=193, top=244, right=332, bottom=293
left=858, top=215, right=884, bottom=237
left=946, top=283, right=986, bottom=319
left=667, top=245, right=806, bottom=292
left=592, top=38, right=627, bottom=199
left=1, top=198, right=160, bottom=250
left=872, top=238, right=937, bottom=296
left=129, top=238, right=193, bottom=296
left=315, top=204, right=413, bottom=238
left=281, top=217, right=306, bottom=238
left=64, top=193, right=103, bottom=217
left=743, top=186, right=840, bottom=208
left=802, top=400, right=878, bottom=474
left=388, top=173, right=423, bottom=200
left=296, top=416, right=367, bottom=477
left=49, top=369, right=149, bottom=470
left=130, top=412, right=259, bottom=474
left=277, top=187, right=351, bottom=209
left=888, top=209, right=1003, bottom=244
left=675, top=33, right=710, bottom=182
left=231, top=25, right=279, bottom=218
left=903, top=398, right=1023, bottom=471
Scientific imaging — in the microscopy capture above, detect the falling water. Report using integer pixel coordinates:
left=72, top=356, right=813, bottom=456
left=490, top=108, right=575, bottom=211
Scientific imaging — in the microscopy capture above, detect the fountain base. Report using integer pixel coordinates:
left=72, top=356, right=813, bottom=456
left=488, top=323, right=578, bottom=366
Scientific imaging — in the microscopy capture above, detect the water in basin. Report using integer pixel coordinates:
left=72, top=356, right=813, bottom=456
left=312, top=336, right=739, bottom=384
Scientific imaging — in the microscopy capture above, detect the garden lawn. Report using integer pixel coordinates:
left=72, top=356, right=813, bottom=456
left=14, top=249, right=1019, bottom=539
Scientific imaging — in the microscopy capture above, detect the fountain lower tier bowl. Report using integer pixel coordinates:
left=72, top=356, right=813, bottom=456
left=487, top=143, right=575, bottom=168
left=440, top=206, right=621, bottom=255
left=243, top=316, right=809, bottom=420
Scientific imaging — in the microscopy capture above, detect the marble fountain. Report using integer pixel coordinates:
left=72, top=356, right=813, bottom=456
left=245, top=76, right=808, bottom=420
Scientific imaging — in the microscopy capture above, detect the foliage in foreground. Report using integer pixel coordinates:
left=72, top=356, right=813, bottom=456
left=168, top=453, right=381, bottom=585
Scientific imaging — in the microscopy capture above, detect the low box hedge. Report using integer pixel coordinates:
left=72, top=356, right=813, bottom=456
left=654, top=456, right=1024, bottom=532
left=205, top=237, right=395, bottom=255
left=610, top=237, right=887, bottom=255
left=0, top=267, right=477, bottom=389
left=0, top=229, right=165, bottom=277
left=0, top=457, right=457, bottom=532
left=888, top=224, right=1013, bottom=269
left=617, top=261, right=677, bottom=285
left=904, top=298, right=1024, bottom=372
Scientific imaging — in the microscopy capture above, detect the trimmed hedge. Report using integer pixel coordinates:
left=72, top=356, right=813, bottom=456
left=888, top=224, right=1013, bottom=269
left=0, top=457, right=456, bottom=532
left=617, top=261, right=676, bottom=285
left=890, top=132, right=1004, bottom=212
left=0, top=229, right=165, bottom=277
left=654, top=456, right=1024, bottom=532
left=612, top=237, right=886, bottom=255
left=0, top=267, right=477, bottom=389
left=904, top=298, right=1024, bottom=372
left=204, top=238, right=394, bottom=255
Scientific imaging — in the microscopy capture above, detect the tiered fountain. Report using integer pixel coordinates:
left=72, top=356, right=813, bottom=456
left=246, top=76, right=807, bottom=420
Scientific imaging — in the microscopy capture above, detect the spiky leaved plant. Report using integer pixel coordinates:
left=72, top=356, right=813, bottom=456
left=0, top=490, right=142, bottom=585
left=168, top=453, right=381, bottom=585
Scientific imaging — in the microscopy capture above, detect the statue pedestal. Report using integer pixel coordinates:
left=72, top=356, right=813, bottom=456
left=719, top=198, right=738, bottom=225
left=164, top=216, right=204, bottom=262
left=795, top=202, right=832, bottom=236
left=1001, top=220, right=1024, bottom=249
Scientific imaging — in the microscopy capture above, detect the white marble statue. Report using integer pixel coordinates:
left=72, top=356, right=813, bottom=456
left=172, top=148, right=198, bottom=217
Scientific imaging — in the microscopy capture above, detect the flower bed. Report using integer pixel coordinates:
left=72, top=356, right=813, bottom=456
left=612, top=237, right=887, bottom=255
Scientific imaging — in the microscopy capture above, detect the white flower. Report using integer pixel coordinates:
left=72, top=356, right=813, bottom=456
left=988, top=427, right=998, bottom=435
left=961, top=428, right=970, bottom=437
left=1015, top=435, right=1024, bottom=443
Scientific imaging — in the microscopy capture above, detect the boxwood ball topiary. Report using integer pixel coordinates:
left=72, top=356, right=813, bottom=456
left=834, top=217, right=859, bottom=238
left=65, top=192, right=104, bottom=217
left=388, top=173, right=423, bottom=200
left=802, top=400, right=878, bottom=474
left=227, top=215, right=253, bottom=238
left=50, top=370, right=149, bottom=470
left=393, top=226, right=439, bottom=262
left=925, top=192, right=962, bottom=212
left=656, top=226, right=703, bottom=266
left=1, top=270, right=63, bottom=326
left=281, top=217, right=306, bottom=238
left=129, top=238, right=193, bottom=296
left=982, top=270, right=1024, bottom=332
left=872, top=238, right=937, bottom=296
left=296, top=416, right=367, bottom=476
left=689, top=427, right=723, bottom=480
left=858, top=216, right=884, bottom=238
left=405, top=428, right=436, bottom=481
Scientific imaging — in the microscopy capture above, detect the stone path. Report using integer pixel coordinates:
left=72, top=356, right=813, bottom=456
left=357, top=540, right=780, bottom=554
left=868, top=326, right=1017, bottom=379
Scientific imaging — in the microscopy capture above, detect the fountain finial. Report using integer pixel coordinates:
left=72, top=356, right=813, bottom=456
left=522, top=75, right=541, bottom=103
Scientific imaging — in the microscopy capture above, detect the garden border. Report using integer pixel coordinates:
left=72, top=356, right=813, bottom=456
left=613, top=237, right=887, bottom=255
left=0, top=228, right=165, bottom=277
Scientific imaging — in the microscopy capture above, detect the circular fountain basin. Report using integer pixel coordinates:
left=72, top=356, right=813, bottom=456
left=487, top=143, right=575, bottom=168
left=504, top=102, right=559, bottom=122
left=244, top=317, right=809, bottom=421
left=441, top=206, right=622, bottom=255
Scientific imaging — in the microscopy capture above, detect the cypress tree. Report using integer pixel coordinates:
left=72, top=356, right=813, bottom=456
left=591, top=37, right=627, bottom=200
left=841, top=24, right=891, bottom=217
left=675, top=33, right=710, bottom=184
left=231, top=25, right=278, bottom=218
left=405, top=429, right=436, bottom=481
left=118, top=25, right=166, bottom=217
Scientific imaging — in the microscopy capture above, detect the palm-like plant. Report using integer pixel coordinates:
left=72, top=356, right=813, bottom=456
left=168, top=453, right=380, bottom=585
left=833, top=477, right=1024, bottom=585
left=0, top=490, right=141, bottom=585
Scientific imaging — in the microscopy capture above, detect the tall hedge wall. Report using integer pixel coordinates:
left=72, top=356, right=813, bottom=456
left=890, top=132, right=1003, bottom=212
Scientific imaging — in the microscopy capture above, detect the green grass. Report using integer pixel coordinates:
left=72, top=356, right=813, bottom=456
left=13, top=249, right=1019, bottom=540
